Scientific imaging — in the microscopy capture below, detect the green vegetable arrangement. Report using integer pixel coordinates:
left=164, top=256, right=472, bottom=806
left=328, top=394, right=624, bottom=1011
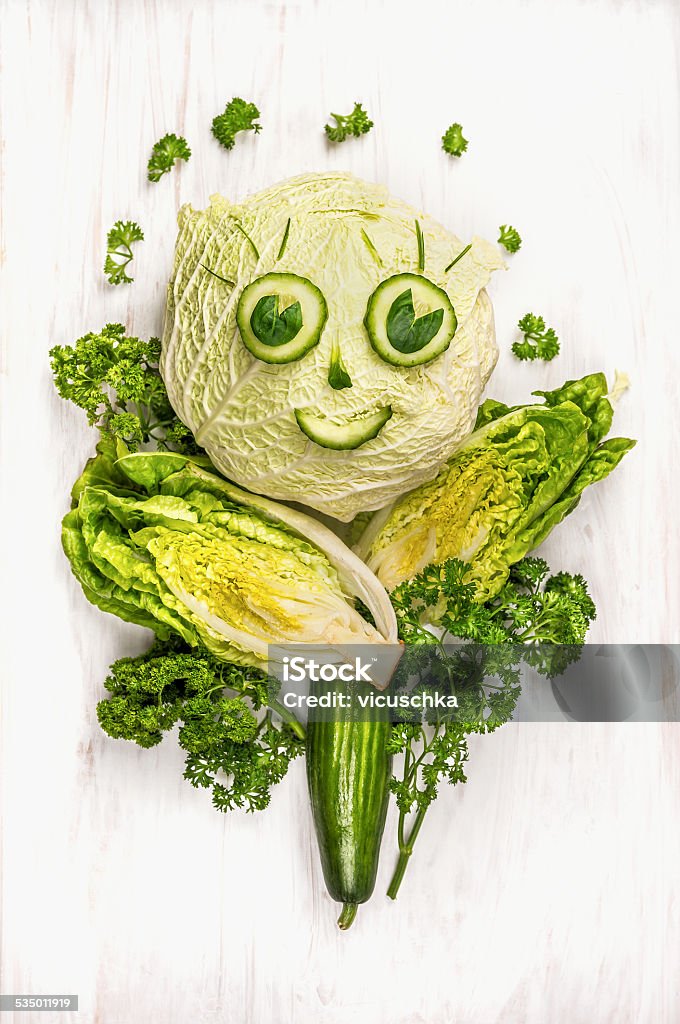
left=53, top=130, right=635, bottom=929
left=53, top=323, right=633, bottom=927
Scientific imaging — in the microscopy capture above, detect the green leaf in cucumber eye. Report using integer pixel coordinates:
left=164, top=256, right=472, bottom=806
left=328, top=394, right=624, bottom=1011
left=250, top=294, right=303, bottom=347
left=386, top=289, right=444, bottom=354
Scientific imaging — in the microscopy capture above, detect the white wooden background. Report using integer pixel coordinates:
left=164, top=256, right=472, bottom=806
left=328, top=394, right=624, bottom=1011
left=1, top=1, right=679, bottom=1021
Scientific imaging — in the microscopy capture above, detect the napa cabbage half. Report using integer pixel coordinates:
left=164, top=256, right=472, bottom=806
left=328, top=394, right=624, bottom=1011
left=62, top=437, right=397, bottom=666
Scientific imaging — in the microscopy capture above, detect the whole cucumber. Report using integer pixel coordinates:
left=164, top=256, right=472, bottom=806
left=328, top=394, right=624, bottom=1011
left=306, top=680, right=392, bottom=930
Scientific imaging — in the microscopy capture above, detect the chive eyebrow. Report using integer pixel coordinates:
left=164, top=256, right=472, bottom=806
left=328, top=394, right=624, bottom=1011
left=232, top=220, right=260, bottom=261
left=444, top=243, right=472, bottom=273
left=199, top=264, right=235, bottom=286
left=360, top=228, right=383, bottom=267
left=277, top=218, right=291, bottom=261
left=310, top=209, right=380, bottom=218
left=415, top=220, right=425, bottom=272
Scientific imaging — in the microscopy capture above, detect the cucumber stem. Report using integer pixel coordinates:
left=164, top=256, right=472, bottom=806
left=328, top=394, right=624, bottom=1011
left=337, top=902, right=358, bottom=930
left=387, top=806, right=429, bottom=900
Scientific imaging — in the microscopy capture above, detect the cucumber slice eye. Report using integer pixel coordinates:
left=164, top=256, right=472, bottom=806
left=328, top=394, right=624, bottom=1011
left=236, top=272, right=328, bottom=364
left=364, top=273, right=457, bottom=367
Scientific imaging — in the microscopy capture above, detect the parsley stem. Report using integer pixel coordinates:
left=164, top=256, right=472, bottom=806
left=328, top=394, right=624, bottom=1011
left=269, top=698, right=305, bottom=740
left=387, top=805, right=429, bottom=900
left=398, top=809, right=406, bottom=850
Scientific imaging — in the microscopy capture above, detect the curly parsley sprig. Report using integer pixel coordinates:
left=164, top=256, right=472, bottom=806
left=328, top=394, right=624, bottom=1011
left=324, top=102, right=373, bottom=143
left=211, top=98, right=261, bottom=150
left=49, top=323, right=200, bottom=453
left=498, top=224, right=522, bottom=253
left=147, top=133, right=191, bottom=182
left=442, top=122, right=468, bottom=157
left=512, top=312, right=560, bottom=362
left=97, top=636, right=304, bottom=813
left=103, top=220, right=144, bottom=285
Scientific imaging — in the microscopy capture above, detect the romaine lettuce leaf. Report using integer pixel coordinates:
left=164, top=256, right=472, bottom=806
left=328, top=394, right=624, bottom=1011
left=358, top=375, right=635, bottom=599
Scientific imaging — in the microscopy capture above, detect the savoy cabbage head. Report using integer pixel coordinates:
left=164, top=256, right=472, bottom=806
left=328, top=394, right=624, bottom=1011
left=161, top=172, right=502, bottom=521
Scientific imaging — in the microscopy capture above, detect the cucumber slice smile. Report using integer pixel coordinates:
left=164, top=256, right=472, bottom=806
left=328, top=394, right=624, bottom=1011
left=237, top=272, right=328, bottom=364
left=364, top=273, right=457, bottom=367
left=295, top=406, right=392, bottom=450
